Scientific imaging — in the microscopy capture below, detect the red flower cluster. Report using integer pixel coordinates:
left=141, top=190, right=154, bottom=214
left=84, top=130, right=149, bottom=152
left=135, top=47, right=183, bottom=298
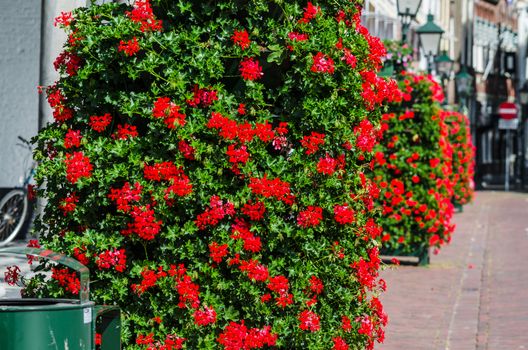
left=131, top=266, right=167, bottom=295
left=240, top=58, right=263, bottom=81
left=231, top=29, right=251, bottom=50
left=64, top=129, right=82, bottom=149
left=152, top=97, right=186, bottom=129
left=333, top=337, right=349, bottom=350
left=64, top=152, right=93, bottom=184
left=136, top=333, right=185, bottom=349
left=311, top=52, right=335, bottom=74
left=299, top=2, right=321, bottom=23
left=209, top=242, right=229, bottom=263
left=297, top=206, right=323, bottom=228
left=288, top=32, right=309, bottom=42
left=239, top=259, right=269, bottom=282
left=186, top=85, right=218, bottom=108
left=54, top=11, right=73, bottom=27
left=360, top=70, right=403, bottom=110
left=354, top=119, right=379, bottom=153
left=108, top=182, right=142, bottom=212
left=178, top=140, right=195, bottom=160
left=350, top=247, right=382, bottom=291
left=113, top=124, right=138, bottom=140
left=59, top=192, right=79, bottom=216
left=317, top=155, right=338, bottom=175
left=231, top=219, right=262, bottom=253
left=333, top=204, right=355, bottom=225
left=96, top=248, right=127, bottom=272
left=118, top=37, right=140, bottom=56
left=54, top=51, right=82, bottom=76
left=217, top=321, right=277, bottom=350
left=52, top=267, right=81, bottom=294
left=126, top=0, right=162, bottom=32
left=300, top=132, right=325, bottom=155
left=4, top=265, right=21, bottom=286
left=195, top=195, right=235, bottom=230
left=122, top=205, right=162, bottom=240
left=89, top=113, right=112, bottom=132
left=193, top=305, right=217, bottom=326
left=248, top=175, right=294, bottom=204
left=298, top=310, right=320, bottom=332
left=241, top=200, right=266, bottom=221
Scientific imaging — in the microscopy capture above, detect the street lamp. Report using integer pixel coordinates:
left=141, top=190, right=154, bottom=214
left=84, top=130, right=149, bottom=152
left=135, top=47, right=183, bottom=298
left=455, top=65, right=473, bottom=114
left=435, top=51, right=454, bottom=104
left=396, top=0, right=422, bottom=43
left=416, top=14, right=444, bottom=73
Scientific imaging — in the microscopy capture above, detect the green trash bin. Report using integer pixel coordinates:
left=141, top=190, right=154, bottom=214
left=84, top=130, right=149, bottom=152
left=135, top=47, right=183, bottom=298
left=0, top=247, right=121, bottom=350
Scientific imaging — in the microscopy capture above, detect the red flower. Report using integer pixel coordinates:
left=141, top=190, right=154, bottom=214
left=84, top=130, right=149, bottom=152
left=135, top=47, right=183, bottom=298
left=333, top=337, right=349, bottom=350
left=52, top=267, right=80, bottom=294
left=193, top=305, right=217, bottom=326
left=241, top=200, right=266, bottom=221
left=209, top=242, right=229, bottom=263
left=300, top=132, right=325, bottom=155
left=299, top=2, right=321, bottom=23
left=226, top=144, right=250, bottom=165
left=238, top=103, right=246, bottom=115
left=54, top=51, right=82, bottom=76
left=248, top=175, right=294, bottom=204
left=218, top=321, right=277, bottom=350
left=297, top=206, right=323, bottom=228
left=317, top=155, right=337, bottom=175
left=309, top=275, right=324, bottom=294
left=64, top=129, right=82, bottom=149
left=298, top=310, right=320, bottom=332
left=178, top=140, right=195, bottom=160
left=4, top=265, right=21, bottom=286
left=89, top=113, right=112, bottom=132
left=152, top=97, right=186, bottom=129
left=186, top=85, right=218, bottom=108
left=240, top=58, right=263, bottom=81
left=122, top=205, right=162, bottom=240
left=54, top=12, right=73, bottom=27
left=239, top=259, right=269, bottom=281
left=108, top=182, right=142, bottom=213
left=267, top=275, right=289, bottom=294
left=59, top=192, right=79, bottom=215
left=52, top=105, right=74, bottom=123
left=354, top=119, right=378, bottom=153
left=288, top=32, right=309, bottom=41
left=232, top=29, right=251, bottom=49
left=342, top=48, right=357, bottom=68
left=73, top=247, right=89, bottom=266
left=311, top=52, right=335, bottom=74
left=118, top=37, right=140, bottom=56
left=113, top=124, right=138, bottom=140
left=176, top=275, right=201, bottom=309
left=195, top=195, right=235, bottom=230
left=334, top=204, right=355, bottom=224
left=341, top=315, right=352, bottom=332
left=65, top=152, right=93, bottom=184
left=96, top=248, right=127, bottom=272
left=126, top=0, right=162, bottom=32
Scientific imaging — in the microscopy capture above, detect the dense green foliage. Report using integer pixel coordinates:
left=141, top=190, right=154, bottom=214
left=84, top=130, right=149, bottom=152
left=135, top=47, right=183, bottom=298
left=30, top=1, right=402, bottom=349
left=371, top=71, right=455, bottom=256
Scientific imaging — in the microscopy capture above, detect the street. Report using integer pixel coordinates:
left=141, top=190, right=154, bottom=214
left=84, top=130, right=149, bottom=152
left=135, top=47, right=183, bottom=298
left=379, top=191, right=528, bottom=350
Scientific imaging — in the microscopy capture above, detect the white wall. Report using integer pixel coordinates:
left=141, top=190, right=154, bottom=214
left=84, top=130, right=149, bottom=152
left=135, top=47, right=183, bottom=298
left=0, top=0, right=42, bottom=187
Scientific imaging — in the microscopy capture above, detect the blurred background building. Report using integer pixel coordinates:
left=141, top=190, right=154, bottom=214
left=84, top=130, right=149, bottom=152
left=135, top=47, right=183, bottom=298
left=1, top=0, right=528, bottom=190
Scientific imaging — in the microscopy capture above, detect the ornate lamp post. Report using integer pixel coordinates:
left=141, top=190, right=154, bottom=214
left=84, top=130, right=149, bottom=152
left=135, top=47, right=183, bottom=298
left=455, top=65, right=473, bottom=111
left=435, top=50, right=454, bottom=104
left=416, top=14, right=444, bottom=74
left=396, top=0, right=422, bottom=43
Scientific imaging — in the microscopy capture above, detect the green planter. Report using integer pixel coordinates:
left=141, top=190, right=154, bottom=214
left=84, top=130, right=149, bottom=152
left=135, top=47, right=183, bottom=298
left=0, top=248, right=120, bottom=350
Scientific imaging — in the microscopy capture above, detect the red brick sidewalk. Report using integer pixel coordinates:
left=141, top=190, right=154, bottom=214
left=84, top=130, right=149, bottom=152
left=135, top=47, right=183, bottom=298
left=378, top=191, right=528, bottom=350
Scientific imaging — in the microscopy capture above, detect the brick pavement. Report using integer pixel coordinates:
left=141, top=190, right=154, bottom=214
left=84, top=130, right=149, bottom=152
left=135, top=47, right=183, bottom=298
left=378, top=191, right=528, bottom=350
